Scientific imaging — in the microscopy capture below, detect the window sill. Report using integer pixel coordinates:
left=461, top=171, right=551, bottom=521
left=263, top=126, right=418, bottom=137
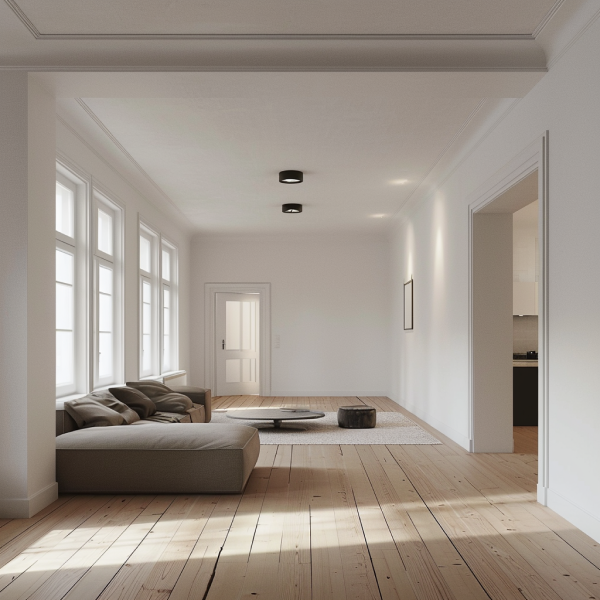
left=139, top=370, right=186, bottom=383
left=56, top=393, right=87, bottom=410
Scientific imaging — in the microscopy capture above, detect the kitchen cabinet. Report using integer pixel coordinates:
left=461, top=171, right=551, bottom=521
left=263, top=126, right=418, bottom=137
left=513, top=365, right=538, bottom=425
left=513, top=281, right=538, bottom=315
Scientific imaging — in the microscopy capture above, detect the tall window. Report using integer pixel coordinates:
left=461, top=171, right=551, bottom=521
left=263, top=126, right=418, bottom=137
left=139, top=224, right=179, bottom=378
left=161, top=241, right=178, bottom=373
left=140, top=224, right=158, bottom=377
left=55, top=174, right=79, bottom=397
left=55, top=163, right=124, bottom=399
left=93, top=194, right=123, bottom=388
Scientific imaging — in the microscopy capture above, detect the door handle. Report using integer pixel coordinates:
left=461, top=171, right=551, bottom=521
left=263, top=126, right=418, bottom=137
left=222, top=339, right=225, bottom=350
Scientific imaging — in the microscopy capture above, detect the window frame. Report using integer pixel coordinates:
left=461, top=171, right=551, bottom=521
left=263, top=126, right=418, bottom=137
left=55, top=165, right=89, bottom=399
left=92, top=190, right=124, bottom=390
left=160, top=239, right=178, bottom=374
left=138, top=220, right=179, bottom=379
left=139, top=222, right=160, bottom=378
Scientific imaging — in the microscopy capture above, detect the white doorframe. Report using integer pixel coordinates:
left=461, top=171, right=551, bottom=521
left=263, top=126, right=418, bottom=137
left=204, top=282, right=271, bottom=396
left=467, top=132, right=549, bottom=505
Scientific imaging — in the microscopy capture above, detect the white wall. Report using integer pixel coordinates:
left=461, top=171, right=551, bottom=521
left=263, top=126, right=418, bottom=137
left=0, top=74, right=58, bottom=517
left=390, top=13, right=600, bottom=540
left=56, top=120, right=192, bottom=384
left=190, top=235, right=390, bottom=396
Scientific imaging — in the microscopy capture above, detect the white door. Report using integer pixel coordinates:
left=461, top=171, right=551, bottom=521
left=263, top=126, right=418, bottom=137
left=216, top=293, right=260, bottom=396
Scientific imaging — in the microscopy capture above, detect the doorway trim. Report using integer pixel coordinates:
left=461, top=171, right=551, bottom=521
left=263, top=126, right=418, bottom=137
left=467, top=132, right=549, bottom=505
left=204, top=282, right=271, bottom=397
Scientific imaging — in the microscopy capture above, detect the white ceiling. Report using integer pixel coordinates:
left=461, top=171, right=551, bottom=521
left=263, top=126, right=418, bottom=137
left=514, top=200, right=539, bottom=228
left=5, top=0, right=595, bottom=236
left=478, top=170, right=539, bottom=215
left=51, top=71, right=544, bottom=235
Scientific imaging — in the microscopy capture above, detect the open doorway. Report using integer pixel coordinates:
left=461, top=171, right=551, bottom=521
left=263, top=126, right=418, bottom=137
left=468, top=134, right=549, bottom=504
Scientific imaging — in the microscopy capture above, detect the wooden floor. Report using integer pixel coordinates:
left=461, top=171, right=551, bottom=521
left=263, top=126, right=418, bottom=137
left=1, top=397, right=599, bottom=600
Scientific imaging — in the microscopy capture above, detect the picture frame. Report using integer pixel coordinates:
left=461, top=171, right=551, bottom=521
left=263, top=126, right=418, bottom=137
left=404, top=278, right=413, bottom=330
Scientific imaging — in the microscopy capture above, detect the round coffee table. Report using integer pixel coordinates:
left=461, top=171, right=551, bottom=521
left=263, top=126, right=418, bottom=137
left=226, top=408, right=325, bottom=430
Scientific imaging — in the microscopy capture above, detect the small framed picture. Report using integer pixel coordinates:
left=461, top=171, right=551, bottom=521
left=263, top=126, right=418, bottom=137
left=404, top=278, right=413, bottom=330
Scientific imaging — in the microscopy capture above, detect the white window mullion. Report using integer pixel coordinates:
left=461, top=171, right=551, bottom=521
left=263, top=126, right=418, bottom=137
left=93, top=192, right=122, bottom=389
left=141, top=276, right=153, bottom=376
left=160, top=240, right=178, bottom=375
left=56, top=245, right=76, bottom=396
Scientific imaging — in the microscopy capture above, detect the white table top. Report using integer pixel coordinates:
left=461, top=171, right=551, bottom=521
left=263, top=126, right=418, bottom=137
left=226, top=408, right=325, bottom=421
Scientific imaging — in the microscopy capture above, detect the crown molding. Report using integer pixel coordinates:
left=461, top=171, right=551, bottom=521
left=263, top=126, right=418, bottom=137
left=1, top=65, right=548, bottom=72
left=532, top=0, right=566, bottom=38
left=4, top=0, right=542, bottom=41
left=61, top=100, right=187, bottom=223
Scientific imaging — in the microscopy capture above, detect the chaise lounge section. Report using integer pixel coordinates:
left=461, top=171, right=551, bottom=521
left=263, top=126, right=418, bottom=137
left=55, top=383, right=259, bottom=494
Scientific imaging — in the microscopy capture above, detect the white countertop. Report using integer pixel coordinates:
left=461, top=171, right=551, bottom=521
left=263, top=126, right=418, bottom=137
left=513, top=360, right=538, bottom=367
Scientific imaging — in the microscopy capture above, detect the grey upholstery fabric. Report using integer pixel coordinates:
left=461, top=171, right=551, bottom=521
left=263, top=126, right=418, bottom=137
left=188, top=404, right=205, bottom=423
left=151, top=392, right=193, bottom=413
left=170, top=386, right=212, bottom=422
left=56, top=423, right=260, bottom=494
left=64, top=395, right=139, bottom=428
left=109, top=386, right=156, bottom=419
left=126, top=381, right=193, bottom=414
left=144, top=411, right=191, bottom=423
left=125, top=380, right=171, bottom=397
left=88, top=391, right=140, bottom=424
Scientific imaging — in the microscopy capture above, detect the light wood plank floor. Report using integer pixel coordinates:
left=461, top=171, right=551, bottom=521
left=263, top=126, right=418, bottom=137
left=1, top=397, right=598, bottom=600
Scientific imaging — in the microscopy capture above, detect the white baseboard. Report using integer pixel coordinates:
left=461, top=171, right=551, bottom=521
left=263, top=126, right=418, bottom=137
left=398, top=400, right=471, bottom=451
left=269, top=390, right=389, bottom=398
left=537, top=484, right=548, bottom=505
left=0, top=482, right=58, bottom=519
left=547, top=488, right=600, bottom=545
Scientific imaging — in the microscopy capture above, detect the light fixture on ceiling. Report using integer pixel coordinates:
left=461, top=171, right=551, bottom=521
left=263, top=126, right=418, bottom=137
left=279, top=170, right=303, bottom=184
left=282, top=203, right=302, bottom=213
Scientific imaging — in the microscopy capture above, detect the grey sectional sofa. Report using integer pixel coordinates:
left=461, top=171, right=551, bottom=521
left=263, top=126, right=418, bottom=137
left=55, top=384, right=260, bottom=494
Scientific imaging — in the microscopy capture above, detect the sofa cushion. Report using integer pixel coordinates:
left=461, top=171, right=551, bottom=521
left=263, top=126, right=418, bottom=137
left=125, top=381, right=193, bottom=414
left=88, top=391, right=140, bottom=424
left=109, top=386, right=156, bottom=419
left=144, top=411, right=191, bottom=424
left=56, top=423, right=260, bottom=494
left=64, top=396, right=125, bottom=428
left=170, top=386, right=211, bottom=422
left=125, top=380, right=171, bottom=398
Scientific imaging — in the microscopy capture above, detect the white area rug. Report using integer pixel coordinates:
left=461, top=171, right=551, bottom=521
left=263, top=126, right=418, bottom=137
left=211, top=411, right=440, bottom=445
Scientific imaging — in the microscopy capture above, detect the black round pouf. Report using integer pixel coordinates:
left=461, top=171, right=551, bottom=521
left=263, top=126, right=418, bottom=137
left=337, top=405, right=376, bottom=429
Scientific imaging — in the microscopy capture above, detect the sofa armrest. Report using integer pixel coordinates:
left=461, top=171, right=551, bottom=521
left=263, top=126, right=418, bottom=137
left=56, top=409, right=78, bottom=436
left=169, top=386, right=211, bottom=422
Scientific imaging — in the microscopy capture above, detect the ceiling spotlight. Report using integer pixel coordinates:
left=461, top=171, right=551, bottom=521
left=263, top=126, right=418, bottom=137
left=282, top=203, right=302, bottom=213
left=279, top=170, right=303, bottom=184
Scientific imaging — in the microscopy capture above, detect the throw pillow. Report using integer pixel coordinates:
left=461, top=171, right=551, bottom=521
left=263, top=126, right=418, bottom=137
left=150, top=392, right=193, bottom=414
left=109, top=386, right=157, bottom=419
left=125, top=380, right=171, bottom=399
left=126, top=381, right=193, bottom=414
left=65, top=397, right=125, bottom=428
left=88, top=391, right=140, bottom=425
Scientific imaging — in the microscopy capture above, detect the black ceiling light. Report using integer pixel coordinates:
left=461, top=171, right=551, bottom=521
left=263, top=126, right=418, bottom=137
left=279, top=170, right=303, bottom=184
left=282, top=203, right=302, bottom=213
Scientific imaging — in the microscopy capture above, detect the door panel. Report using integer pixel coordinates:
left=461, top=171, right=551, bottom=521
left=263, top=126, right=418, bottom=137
left=216, top=293, right=259, bottom=395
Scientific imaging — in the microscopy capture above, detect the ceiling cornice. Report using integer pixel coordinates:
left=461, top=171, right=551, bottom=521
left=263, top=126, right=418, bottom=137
left=1, top=66, right=548, bottom=72
left=72, top=98, right=184, bottom=218
left=3, top=0, right=560, bottom=41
